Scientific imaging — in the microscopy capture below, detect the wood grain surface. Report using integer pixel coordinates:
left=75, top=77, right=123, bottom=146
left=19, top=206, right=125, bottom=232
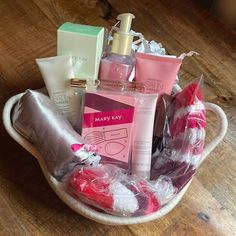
left=0, top=0, right=236, bottom=235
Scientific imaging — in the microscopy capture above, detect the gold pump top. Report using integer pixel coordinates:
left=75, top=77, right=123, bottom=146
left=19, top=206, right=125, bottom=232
left=111, top=13, right=135, bottom=56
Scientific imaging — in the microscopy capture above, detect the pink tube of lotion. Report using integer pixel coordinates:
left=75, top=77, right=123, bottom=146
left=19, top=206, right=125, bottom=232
left=135, top=53, right=182, bottom=95
left=131, top=94, right=158, bottom=179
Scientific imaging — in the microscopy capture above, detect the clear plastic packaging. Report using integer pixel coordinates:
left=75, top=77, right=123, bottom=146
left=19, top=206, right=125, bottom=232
left=64, top=78, right=206, bottom=216
left=151, top=79, right=206, bottom=192
left=66, top=164, right=161, bottom=216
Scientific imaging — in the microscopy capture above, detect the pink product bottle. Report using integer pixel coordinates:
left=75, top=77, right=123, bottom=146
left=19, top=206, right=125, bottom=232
left=99, top=13, right=135, bottom=82
left=135, top=52, right=182, bottom=95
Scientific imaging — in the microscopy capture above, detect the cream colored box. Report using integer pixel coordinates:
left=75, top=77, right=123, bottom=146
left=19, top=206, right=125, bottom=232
left=57, top=22, right=104, bottom=79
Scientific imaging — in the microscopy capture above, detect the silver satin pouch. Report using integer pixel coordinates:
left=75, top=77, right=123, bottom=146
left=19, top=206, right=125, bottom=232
left=12, top=90, right=100, bottom=180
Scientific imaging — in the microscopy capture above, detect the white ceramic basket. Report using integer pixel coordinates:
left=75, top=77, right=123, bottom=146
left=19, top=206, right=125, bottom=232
left=2, top=87, right=228, bottom=225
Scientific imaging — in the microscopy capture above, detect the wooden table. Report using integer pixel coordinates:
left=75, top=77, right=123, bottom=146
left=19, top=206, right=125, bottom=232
left=0, top=0, right=236, bottom=235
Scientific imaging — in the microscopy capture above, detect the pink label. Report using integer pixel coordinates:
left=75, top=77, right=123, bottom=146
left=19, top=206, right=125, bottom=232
left=144, top=79, right=164, bottom=94
left=99, top=60, right=133, bottom=81
left=83, top=109, right=134, bottom=128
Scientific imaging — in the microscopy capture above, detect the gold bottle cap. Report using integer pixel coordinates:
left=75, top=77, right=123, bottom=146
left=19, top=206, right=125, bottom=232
left=70, top=79, right=100, bottom=89
left=70, top=79, right=87, bottom=88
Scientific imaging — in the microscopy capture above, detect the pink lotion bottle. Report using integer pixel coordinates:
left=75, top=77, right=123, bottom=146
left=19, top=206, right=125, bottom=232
left=99, top=13, right=135, bottom=82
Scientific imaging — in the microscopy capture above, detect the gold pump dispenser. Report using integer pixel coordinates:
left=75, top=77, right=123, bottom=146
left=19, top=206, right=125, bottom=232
left=111, top=13, right=135, bottom=56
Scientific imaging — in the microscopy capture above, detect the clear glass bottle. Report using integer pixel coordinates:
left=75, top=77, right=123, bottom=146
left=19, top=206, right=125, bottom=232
left=70, top=79, right=99, bottom=133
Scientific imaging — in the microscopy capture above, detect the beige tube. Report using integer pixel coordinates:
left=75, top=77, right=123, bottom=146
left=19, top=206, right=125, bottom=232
left=36, top=55, right=83, bottom=131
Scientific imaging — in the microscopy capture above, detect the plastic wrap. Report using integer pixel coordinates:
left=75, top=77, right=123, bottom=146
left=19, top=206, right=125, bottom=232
left=151, top=79, right=206, bottom=189
left=66, top=164, right=161, bottom=216
left=65, top=79, right=206, bottom=216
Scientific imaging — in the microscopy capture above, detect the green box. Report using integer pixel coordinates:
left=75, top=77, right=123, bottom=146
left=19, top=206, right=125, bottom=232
left=57, top=22, right=104, bottom=79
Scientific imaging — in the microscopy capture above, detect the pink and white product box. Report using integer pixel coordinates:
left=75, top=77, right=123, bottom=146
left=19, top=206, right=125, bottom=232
left=82, top=91, right=136, bottom=169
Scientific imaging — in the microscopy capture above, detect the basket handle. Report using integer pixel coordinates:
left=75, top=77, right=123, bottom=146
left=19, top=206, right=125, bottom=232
left=198, top=102, right=228, bottom=167
left=2, top=93, right=42, bottom=161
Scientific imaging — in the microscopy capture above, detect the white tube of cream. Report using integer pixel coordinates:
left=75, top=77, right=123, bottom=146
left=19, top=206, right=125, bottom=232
left=36, top=55, right=82, bottom=131
left=131, top=93, right=158, bottom=179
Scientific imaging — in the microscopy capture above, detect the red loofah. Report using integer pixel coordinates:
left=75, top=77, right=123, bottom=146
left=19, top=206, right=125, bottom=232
left=175, top=82, right=203, bottom=109
left=172, top=113, right=206, bottom=137
left=139, top=181, right=161, bottom=215
left=69, top=168, right=114, bottom=210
